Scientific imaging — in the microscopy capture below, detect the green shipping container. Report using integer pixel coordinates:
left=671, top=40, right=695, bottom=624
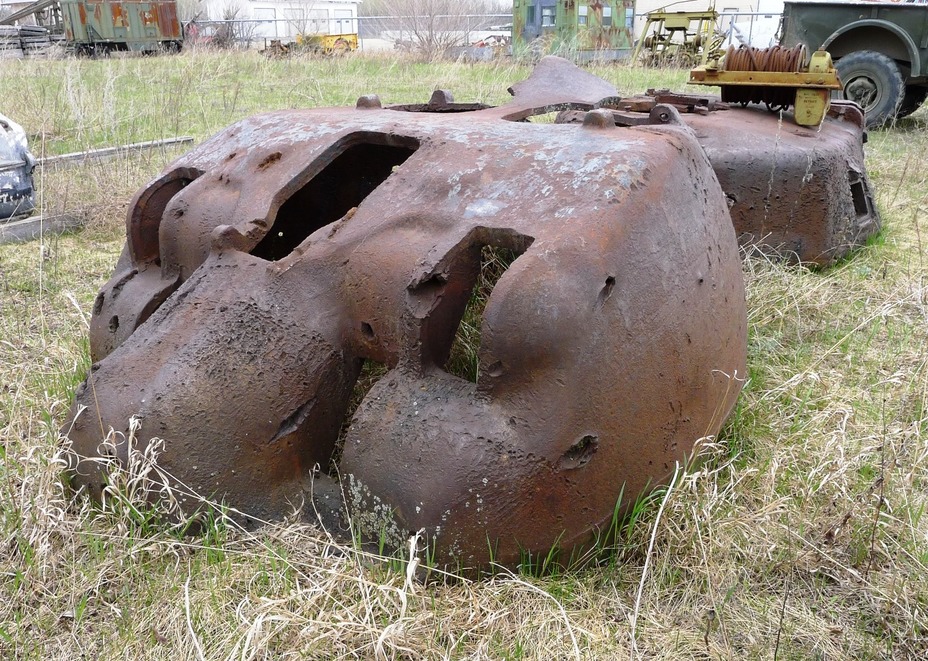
left=60, top=0, right=182, bottom=54
left=513, top=0, right=635, bottom=60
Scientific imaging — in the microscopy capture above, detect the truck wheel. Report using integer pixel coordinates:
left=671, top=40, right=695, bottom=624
left=898, top=85, right=928, bottom=118
left=835, top=50, right=904, bottom=127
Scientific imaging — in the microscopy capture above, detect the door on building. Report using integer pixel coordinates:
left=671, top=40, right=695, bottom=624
left=254, top=8, right=277, bottom=39
left=334, top=9, right=354, bottom=35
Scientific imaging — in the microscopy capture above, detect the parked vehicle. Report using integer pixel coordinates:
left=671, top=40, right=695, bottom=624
left=781, top=0, right=928, bottom=125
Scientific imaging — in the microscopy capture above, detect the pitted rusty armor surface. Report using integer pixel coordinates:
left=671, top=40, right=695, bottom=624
left=65, top=58, right=750, bottom=569
left=686, top=101, right=879, bottom=265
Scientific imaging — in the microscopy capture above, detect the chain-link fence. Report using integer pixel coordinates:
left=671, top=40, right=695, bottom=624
left=184, top=10, right=783, bottom=56
left=716, top=11, right=782, bottom=48
left=358, top=13, right=512, bottom=53
left=183, top=14, right=513, bottom=52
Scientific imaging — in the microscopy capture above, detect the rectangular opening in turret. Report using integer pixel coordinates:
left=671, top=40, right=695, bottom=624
left=251, top=133, right=420, bottom=261
left=848, top=171, right=871, bottom=219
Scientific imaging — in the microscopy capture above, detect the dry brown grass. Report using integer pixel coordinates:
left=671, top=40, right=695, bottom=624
left=2, top=50, right=928, bottom=659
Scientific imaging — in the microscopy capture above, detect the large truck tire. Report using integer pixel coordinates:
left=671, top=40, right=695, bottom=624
left=835, top=50, right=904, bottom=127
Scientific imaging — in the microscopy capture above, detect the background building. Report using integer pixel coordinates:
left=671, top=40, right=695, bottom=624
left=193, top=0, right=361, bottom=41
left=635, top=0, right=784, bottom=47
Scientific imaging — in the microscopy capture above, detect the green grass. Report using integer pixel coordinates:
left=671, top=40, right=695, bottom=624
left=2, top=50, right=695, bottom=157
left=2, top=49, right=928, bottom=658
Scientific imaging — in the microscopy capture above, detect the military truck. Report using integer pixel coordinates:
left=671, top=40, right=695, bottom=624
left=781, top=1, right=928, bottom=126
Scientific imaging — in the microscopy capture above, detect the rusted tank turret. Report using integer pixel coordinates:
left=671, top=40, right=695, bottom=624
left=63, top=57, right=874, bottom=570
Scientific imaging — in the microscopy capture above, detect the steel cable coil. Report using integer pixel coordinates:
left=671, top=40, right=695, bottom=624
left=720, top=44, right=809, bottom=112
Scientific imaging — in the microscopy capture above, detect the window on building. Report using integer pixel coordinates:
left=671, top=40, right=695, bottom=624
left=603, top=6, right=613, bottom=27
left=579, top=5, right=588, bottom=26
left=542, top=7, right=555, bottom=27
left=526, top=6, right=536, bottom=24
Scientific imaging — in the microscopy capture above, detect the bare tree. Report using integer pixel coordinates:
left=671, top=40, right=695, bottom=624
left=175, top=0, right=202, bottom=23
left=211, top=1, right=258, bottom=49
left=363, top=0, right=509, bottom=59
left=282, top=0, right=326, bottom=40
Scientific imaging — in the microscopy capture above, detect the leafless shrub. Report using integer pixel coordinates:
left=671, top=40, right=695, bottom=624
left=364, top=0, right=508, bottom=59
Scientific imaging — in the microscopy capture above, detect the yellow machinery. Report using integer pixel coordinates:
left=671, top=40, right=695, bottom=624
left=632, top=6, right=725, bottom=67
left=688, top=45, right=842, bottom=126
left=265, top=32, right=357, bottom=56
left=296, top=32, right=357, bottom=53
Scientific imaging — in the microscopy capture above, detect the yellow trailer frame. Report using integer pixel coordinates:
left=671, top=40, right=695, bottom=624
left=632, top=8, right=724, bottom=67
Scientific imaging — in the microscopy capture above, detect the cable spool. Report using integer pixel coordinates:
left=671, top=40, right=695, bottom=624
left=720, top=44, right=809, bottom=112
left=688, top=46, right=840, bottom=126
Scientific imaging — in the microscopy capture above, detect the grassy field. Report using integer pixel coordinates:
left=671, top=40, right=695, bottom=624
left=2, top=50, right=928, bottom=659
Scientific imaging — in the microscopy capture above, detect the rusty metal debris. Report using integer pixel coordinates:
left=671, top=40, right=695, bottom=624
left=63, top=57, right=877, bottom=570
